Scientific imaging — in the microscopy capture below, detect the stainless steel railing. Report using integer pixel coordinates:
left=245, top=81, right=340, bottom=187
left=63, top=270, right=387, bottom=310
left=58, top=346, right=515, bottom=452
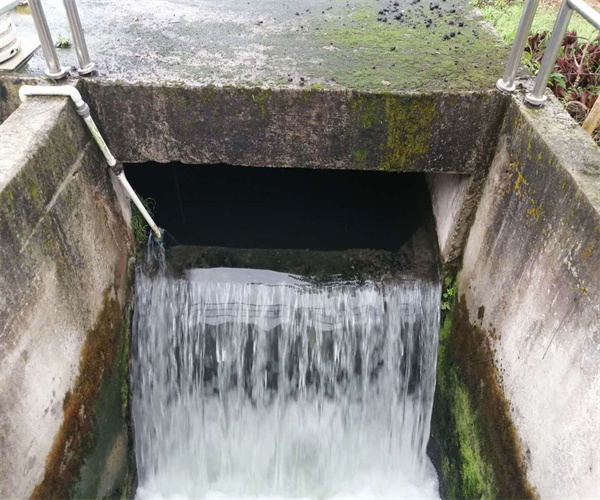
left=61, top=0, right=94, bottom=74
left=11, top=0, right=94, bottom=78
left=497, top=0, right=600, bottom=105
left=28, top=0, right=67, bottom=78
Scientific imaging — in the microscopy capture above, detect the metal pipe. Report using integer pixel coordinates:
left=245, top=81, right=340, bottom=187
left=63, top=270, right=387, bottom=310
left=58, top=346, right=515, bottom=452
left=19, top=85, right=163, bottom=241
left=61, top=0, right=95, bottom=74
left=497, top=0, right=541, bottom=92
left=567, top=0, right=600, bottom=29
left=526, top=0, right=573, bottom=105
left=28, top=0, right=67, bottom=79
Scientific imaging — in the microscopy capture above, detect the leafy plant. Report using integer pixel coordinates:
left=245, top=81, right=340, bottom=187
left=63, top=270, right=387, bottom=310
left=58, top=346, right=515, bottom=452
left=55, top=34, right=71, bottom=48
left=441, top=276, right=457, bottom=311
left=549, top=72, right=567, bottom=90
left=522, top=50, right=540, bottom=74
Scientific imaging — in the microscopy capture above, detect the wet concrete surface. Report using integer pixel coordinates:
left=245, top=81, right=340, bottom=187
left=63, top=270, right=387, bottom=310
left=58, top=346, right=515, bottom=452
left=7, top=0, right=508, bottom=91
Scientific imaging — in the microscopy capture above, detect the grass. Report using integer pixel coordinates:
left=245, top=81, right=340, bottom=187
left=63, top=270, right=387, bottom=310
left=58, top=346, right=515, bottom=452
left=131, top=196, right=156, bottom=251
left=475, top=0, right=598, bottom=43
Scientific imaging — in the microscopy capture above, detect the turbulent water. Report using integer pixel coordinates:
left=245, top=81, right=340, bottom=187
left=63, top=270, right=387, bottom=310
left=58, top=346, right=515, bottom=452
left=132, top=264, right=441, bottom=499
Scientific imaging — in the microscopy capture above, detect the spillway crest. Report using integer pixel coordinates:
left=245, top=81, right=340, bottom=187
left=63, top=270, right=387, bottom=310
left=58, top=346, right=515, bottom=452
left=132, top=265, right=441, bottom=499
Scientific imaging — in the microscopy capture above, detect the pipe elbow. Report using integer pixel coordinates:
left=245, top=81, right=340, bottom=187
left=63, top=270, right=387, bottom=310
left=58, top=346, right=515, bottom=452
left=19, top=85, right=88, bottom=116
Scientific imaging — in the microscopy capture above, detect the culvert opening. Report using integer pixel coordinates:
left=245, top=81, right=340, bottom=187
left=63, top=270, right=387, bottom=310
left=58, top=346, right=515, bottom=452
left=125, top=162, right=434, bottom=252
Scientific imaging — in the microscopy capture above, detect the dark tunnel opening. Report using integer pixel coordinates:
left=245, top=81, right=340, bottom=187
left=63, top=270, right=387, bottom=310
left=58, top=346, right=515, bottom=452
left=125, top=163, right=434, bottom=252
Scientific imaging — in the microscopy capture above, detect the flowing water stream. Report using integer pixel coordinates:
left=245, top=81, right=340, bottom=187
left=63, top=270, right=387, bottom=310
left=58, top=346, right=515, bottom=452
left=132, top=261, right=441, bottom=499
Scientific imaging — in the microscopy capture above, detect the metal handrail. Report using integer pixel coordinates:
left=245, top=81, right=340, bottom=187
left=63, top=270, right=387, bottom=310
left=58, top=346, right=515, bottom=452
left=13, top=0, right=94, bottom=79
left=61, top=0, right=94, bottom=75
left=28, top=0, right=67, bottom=79
left=496, top=0, right=541, bottom=92
left=497, top=0, right=600, bottom=105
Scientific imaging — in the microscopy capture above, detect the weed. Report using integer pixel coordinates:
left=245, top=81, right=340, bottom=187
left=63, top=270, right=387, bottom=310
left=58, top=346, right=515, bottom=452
left=441, top=276, right=457, bottom=312
left=131, top=196, right=156, bottom=252
left=55, top=34, right=71, bottom=48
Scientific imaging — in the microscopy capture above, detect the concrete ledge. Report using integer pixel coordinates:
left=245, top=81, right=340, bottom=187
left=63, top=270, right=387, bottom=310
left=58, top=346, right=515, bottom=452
left=0, top=98, right=130, bottom=496
left=0, top=77, right=41, bottom=126
left=80, top=81, right=508, bottom=175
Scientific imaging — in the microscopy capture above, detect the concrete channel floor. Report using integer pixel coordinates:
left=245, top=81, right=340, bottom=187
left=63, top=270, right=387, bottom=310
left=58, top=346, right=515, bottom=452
left=8, top=0, right=508, bottom=91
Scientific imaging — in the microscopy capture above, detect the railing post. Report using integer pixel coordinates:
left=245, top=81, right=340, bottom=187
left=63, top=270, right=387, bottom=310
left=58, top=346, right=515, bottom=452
left=526, top=0, right=573, bottom=105
left=28, top=0, right=67, bottom=79
left=61, top=0, right=95, bottom=75
left=497, top=0, right=541, bottom=92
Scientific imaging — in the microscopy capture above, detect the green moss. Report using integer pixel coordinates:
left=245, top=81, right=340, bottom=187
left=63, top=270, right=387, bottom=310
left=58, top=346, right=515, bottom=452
left=432, top=288, right=536, bottom=499
left=351, top=95, right=380, bottom=129
left=315, top=7, right=507, bottom=91
left=200, top=84, right=217, bottom=104
left=251, top=87, right=273, bottom=119
left=454, top=385, right=497, bottom=498
left=379, top=95, right=436, bottom=171
left=434, top=295, right=499, bottom=498
left=30, top=184, right=41, bottom=201
left=2, top=188, right=14, bottom=208
left=173, top=88, right=194, bottom=110
left=353, top=149, right=369, bottom=166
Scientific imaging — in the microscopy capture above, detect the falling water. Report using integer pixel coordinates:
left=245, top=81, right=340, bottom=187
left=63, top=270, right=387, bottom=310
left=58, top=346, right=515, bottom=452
left=132, top=263, right=441, bottom=499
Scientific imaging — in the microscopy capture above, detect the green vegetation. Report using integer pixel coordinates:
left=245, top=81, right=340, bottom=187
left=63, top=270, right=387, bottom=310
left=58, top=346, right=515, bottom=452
left=441, top=276, right=457, bottom=311
left=380, top=95, right=436, bottom=171
left=432, top=277, right=536, bottom=498
left=54, top=34, right=72, bottom=48
left=433, top=282, right=499, bottom=498
left=314, top=6, right=508, bottom=91
left=474, top=0, right=600, bottom=139
left=131, top=196, right=156, bottom=251
left=474, top=0, right=597, bottom=42
left=32, top=292, right=125, bottom=499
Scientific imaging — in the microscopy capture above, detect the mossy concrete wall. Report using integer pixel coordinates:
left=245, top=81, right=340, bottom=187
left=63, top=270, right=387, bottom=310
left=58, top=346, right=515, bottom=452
left=81, top=81, right=507, bottom=175
left=0, top=97, right=132, bottom=497
left=446, top=92, right=600, bottom=498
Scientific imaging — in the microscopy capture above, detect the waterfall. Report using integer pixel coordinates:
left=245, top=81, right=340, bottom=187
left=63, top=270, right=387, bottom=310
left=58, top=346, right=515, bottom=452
left=132, top=266, right=441, bottom=499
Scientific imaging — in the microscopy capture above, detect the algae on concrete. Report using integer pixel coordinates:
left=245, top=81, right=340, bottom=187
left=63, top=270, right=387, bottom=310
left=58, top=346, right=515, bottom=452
left=431, top=280, right=536, bottom=499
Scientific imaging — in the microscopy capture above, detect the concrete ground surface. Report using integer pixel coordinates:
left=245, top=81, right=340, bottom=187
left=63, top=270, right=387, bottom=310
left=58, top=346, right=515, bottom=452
left=7, top=0, right=507, bottom=91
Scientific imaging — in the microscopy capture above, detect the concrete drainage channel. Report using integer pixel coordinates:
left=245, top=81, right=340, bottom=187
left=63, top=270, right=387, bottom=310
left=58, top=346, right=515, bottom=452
left=0, top=75, right=599, bottom=498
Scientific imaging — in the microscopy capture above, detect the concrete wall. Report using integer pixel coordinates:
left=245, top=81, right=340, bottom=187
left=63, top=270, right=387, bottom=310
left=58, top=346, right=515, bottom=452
left=426, top=173, right=473, bottom=264
left=81, top=81, right=507, bottom=176
left=0, top=97, right=131, bottom=497
left=0, top=77, right=39, bottom=126
left=458, top=94, right=600, bottom=497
